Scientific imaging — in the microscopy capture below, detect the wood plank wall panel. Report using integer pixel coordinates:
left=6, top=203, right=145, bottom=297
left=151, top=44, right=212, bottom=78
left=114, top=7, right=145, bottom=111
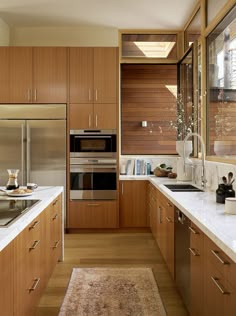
left=121, top=64, right=177, bottom=154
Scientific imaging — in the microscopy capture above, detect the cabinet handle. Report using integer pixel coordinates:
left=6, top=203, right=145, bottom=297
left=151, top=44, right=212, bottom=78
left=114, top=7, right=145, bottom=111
left=95, top=89, right=98, bottom=101
left=121, top=183, right=124, bottom=195
left=29, top=220, right=40, bottom=230
left=34, top=89, right=37, bottom=102
left=89, top=114, right=91, bottom=127
left=28, top=278, right=40, bottom=292
left=165, top=216, right=172, bottom=222
left=189, top=247, right=199, bottom=256
left=29, top=240, right=40, bottom=250
left=95, top=114, right=98, bottom=127
left=167, top=202, right=172, bottom=207
left=52, top=213, right=58, bottom=220
left=211, top=250, right=229, bottom=265
left=211, top=277, right=230, bottom=295
left=189, top=226, right=199, bottom=234
left=53, top=199, right=58, bottom=206
left=158, top=206, right=162, bottom=223
left=52, top=240, right=60, bottom=249
left=27, top=89, right=31, bottom=102
left=87, top=203, right=99, bottom=206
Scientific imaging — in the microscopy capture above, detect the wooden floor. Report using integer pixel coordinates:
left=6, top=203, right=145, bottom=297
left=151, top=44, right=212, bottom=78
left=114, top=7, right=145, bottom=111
left=36, top=232, right=188, bottom=316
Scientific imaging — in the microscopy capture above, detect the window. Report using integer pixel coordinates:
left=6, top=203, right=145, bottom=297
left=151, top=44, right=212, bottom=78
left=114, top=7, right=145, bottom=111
left=121, top=32, right=178, bottom=61
left=207, top=5, right=236, bottom=158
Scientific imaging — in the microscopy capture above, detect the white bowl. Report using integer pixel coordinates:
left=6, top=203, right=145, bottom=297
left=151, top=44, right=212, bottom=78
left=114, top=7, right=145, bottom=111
left=225, top=197, right=236, bottom=214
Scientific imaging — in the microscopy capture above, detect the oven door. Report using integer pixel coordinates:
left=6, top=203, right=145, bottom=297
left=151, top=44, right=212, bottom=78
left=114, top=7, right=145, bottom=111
left=70, top=164, right=117, bottom=200
left=70, top=130, right=116, bottom=158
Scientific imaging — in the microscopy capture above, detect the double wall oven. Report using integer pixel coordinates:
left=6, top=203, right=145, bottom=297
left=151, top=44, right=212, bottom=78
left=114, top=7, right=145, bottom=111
left=70, top=130, right=117, bottom=200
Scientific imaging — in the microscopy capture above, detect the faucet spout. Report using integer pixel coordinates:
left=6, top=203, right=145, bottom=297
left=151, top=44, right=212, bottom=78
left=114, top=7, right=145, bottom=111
left=183, top=132, right=207, bottom=188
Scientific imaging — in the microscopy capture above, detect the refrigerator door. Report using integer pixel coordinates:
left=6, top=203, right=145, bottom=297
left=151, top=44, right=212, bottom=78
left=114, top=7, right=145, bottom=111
left=26, top=120, right=66, bottom=189
left=0, top=120, right=26, bottom=187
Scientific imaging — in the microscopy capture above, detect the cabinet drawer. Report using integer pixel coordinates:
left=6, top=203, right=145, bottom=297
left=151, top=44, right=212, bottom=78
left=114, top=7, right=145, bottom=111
left=69, top=200, right=118, bottom=228
left=204, top=236, right=236, bottom=287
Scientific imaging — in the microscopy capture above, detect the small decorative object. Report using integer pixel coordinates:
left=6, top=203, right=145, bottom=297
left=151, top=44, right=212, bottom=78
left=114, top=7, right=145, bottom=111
left=225, top=198, right=236, bottom=214
left=154, top=163, right=172, bottom=177
left=168, top=172, right=177, bottom=179
left=216, top=183, right=235, bottom=204
left=6, top=169, right=19, bottom=190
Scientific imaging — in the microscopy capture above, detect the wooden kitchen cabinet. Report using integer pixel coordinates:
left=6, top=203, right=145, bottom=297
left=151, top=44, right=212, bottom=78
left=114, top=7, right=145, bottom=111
left=69, top=47, right=118, bottom=129
left=14, top=214, right=42, bottom=316
left=203, top=235, right=236, bottom=316
left=0, top=46, right=67, bottom=103
left=68, top=200, right=118, bottom=228
left=148, top=182, right=158, bottom=240
left=119, top=180, right=148, bottom=228
left=189, top=222, right=204, bottom=316
left=157, top=191, right=175, bottom=278
left=0, top=241, right=14, bottom=316
left=69, top=47, right=117, bottom=104
left=69, top=102, right=117, bottom=129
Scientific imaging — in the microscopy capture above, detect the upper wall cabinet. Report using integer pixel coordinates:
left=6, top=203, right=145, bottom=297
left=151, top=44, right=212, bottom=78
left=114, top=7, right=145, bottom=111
left=0, top=47, right=67, bottom=104
left=69, top=47, right=118, bottom=104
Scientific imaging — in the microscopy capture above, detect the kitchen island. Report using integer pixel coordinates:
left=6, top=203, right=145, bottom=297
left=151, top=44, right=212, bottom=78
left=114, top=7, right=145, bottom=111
left=0, top=186, right=63, bottom=316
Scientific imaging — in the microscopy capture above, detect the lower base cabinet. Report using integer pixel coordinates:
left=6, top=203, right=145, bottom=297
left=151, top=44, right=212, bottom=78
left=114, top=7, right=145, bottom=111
left=69, top=200, right=118, bottom=228
left=0, top=193, right=62, bottom=316
left=0, top=242, right=14, bottom=316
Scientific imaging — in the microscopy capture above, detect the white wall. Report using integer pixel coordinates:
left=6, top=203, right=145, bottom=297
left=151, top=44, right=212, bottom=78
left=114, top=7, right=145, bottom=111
left=10, top=26, right=118, bottom=46
left=0, top=18, right=10, bottom=46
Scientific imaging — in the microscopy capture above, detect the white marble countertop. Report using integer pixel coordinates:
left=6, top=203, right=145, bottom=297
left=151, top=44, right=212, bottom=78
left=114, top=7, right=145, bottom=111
left=0, top=186, right=63, bottom=251
left=120, top=175, right=236, bottom=262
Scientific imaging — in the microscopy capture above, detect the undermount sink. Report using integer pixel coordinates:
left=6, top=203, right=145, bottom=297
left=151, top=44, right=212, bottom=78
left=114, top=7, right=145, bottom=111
left=164, top=184, right=204, bottom=192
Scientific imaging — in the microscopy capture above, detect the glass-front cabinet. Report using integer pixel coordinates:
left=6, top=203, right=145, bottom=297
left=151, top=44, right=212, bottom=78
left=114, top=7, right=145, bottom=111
left=206, top=4, right=236, bottom=158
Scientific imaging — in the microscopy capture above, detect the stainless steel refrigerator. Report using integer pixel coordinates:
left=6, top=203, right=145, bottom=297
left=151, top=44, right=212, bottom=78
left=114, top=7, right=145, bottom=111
left=0, top=104, right=66, bottom=194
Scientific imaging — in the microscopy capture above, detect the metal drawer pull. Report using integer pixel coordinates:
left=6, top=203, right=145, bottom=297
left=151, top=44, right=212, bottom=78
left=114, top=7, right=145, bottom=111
left=189, top=226, right=199, bottom=234
left=29, top=220, right=40, bottom=230
left=53, top=199, right=58, bottom=206
left=52, top=213, right=58, bottom=220
left=87, top=203, right=99, bottom=206
left=211, top=277, right=230, bottom=295
left=167, top=202, right=172, bottom=207
left=28, top=278, right=40, bottom=292
left=189, top=247, right=199, bottom=256
left=211, top=250, right=229, bottom=265
left=29, top=240, right=40, bottom=250
left=165, top=216, right=172, bottom=222
left=53, top=241, right=60, bottom=249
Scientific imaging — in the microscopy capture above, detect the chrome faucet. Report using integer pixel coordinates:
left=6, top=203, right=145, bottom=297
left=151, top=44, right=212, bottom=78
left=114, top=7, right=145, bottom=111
left=183, top=132, right=207, bottom=188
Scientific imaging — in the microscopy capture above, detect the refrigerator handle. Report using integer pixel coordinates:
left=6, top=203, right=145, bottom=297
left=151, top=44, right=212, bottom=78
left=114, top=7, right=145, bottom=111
left=21, top=123, right=25, bottom=185
left=26, top=123, right=31, bottom=183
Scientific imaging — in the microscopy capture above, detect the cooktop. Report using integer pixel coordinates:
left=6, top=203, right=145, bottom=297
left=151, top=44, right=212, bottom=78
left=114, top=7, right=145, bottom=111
left=0, top=199, right=40, bottom=227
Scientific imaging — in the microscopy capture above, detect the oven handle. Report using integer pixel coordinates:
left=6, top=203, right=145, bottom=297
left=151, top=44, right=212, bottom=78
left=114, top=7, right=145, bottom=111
left=70, top=166, right=117, bottom=173
left=74, top=135, right=112, bottom=139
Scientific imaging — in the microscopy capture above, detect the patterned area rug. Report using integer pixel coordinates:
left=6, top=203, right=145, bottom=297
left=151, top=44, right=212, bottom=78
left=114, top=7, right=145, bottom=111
left=59, top=267, right=167, bottom=316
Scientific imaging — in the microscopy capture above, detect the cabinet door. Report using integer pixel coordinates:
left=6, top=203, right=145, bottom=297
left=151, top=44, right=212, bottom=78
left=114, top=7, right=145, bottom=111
left=69, top=47, right=94, bottom=103
left=0, top=242, right=14, bottom=316
left=69, top=103, right=93, bottom=129
left=50, top=194, right=62, bottom=266
left=9, top=47, right=32, bottom=103
left=94, top=47, right=117, bottom=104
left=0, top=47, right=9, bottom=103
left=94, top=103, right=117, bottom=129
left=14, top=216, right=41, bottom=316
left=69, top=200, right=118, bottom=228
left=165, top=202, right=175, bottom=278
left=189, top=223, right=204, bottom=316
left=119, top=180, right=148, bottom=227
left=0, top=47, right=32, bottom=103
left=33, top=47, right=67, bottom=103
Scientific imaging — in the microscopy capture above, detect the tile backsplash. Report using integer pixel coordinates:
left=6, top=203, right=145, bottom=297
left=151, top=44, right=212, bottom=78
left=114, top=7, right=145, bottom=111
left=120, top=155, right=236, bottom=192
